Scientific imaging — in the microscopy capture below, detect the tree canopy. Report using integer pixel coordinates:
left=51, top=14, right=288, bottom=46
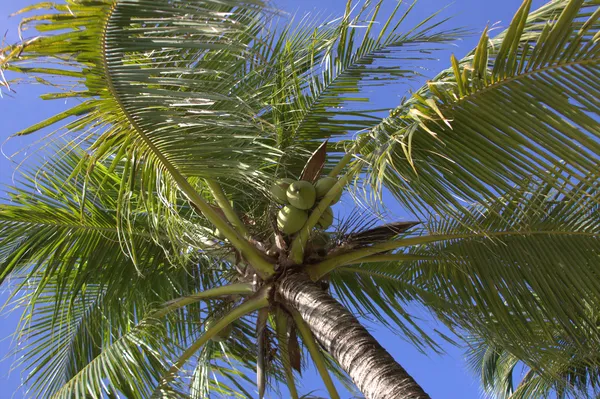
left=1, top=0, right=599, bottom=398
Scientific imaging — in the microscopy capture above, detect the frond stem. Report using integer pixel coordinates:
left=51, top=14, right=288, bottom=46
left=290, top=309, right=341, bottom=399
left=153, top=283, right=254, bottom=319
left=343, top=253, right=437, bottom=266
left=156, top=288, right=270, bottom=390
left=100, top=4, right=274, bottom=278
left=289, top=161, right=363, bottom=264
left=327, top=134, right=370, bottom=178
left=205, top=179, right=251, bottom=238
left=307, top=230, right=600, bottom=280
left=275, top=308, right=299, bottom=399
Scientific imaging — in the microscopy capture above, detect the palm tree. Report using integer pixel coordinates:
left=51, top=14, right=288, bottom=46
left=0, top=0, right=599, bottom=398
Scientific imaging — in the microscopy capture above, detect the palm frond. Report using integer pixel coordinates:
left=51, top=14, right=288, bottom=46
left=289, top=0, right=462, bottom=136
left=366, top=0, right=600, bottom=218
left=4, top=0, right=276, bottom=175
left=1, top=0, right=464, bottom=194
left=10, top=273, right=256, bottom=398
left=319, top=169, right=599, bottom=379
left=0, top=149, right=184, bottom=300
left=10, top=279, right=172, bottom=399
left=466, top=329, right=600, bottom=399
left=264, top=0, right=464, bottom=179
left=329, top=263, right=452, bottom=354
left=397, top=173, right=600, bottom=372
left=1, top=0, right=286, bottom=247
left=0, top=145, right=260, bottom=397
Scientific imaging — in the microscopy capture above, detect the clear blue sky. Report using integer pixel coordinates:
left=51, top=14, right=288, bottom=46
left=0, top=0, right=545, bottom=397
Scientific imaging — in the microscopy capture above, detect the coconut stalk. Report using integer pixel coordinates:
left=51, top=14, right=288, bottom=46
left=288, top=135, right=371, bottom=264
left=288, top=161, right=363, bottom=264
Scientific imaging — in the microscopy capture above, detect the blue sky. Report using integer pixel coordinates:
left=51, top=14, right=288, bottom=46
left=0, top=0, right=546, bottom=397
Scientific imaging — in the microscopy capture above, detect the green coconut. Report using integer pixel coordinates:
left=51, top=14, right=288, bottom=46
left=270, top=178, right=295, bottom=204
left=317, top=207, right=334, bottom=229
left=314, top=177, right=337, bottom=197
left=277, top=206, right=308, bottom=235
left=286, top=180, right=316, bottom=210
left=205, top=318, right=233, bottom=342
left=314, top=177, right=342, bottom=204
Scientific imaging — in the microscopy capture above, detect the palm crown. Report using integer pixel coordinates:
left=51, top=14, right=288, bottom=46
left=0, top=0, right=599, bottom=398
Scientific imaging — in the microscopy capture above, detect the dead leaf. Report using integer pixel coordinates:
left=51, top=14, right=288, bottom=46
left=300, top=140, right=328, bottom=183
left=289, top=324, right=302, bottom=373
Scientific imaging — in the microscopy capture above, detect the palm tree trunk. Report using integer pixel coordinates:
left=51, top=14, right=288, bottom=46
left=278, top=272, right=430, bottom=399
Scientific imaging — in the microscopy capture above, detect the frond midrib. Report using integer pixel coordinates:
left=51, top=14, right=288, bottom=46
left=442, top=54, right=599, bottom=112
left=99, top=2, right=196, bottom=173
left=0, top=214, right=150, bottom=239
left=36, top=290, right=108, bottom=396
left=98, top=3, right=276, bottom=278
left=429, top=229, right=600, bottom=240
left=291, top=36, right=407, bottom=138
left=100, top=3, right=146, bottom=152
left=336, top=266, right=409, bottom=282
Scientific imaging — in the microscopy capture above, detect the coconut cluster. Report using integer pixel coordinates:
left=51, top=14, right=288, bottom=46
left=271, top=177, right=341, bottom=235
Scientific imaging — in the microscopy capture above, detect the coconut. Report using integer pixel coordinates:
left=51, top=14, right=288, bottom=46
left=314, top=177, right=342, bottom=204
left=286, top=180, right=316, bottom=210
left=317, top=207, right=334, bottom=229
left=270, top=178, right=295, bottom=204
left=314, top=177, right=337, bottom=197
left=277, top=206, right=308, bottom=235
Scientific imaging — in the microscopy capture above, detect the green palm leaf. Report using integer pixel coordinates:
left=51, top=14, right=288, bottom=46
left=1, top=0, right=463, bottom=196
left=310, top=168, right=599, bottom=376
left=368, top=0, right=600, bottom=218
left=275, top=0, right=462, bottom=142
left=1, top=1, right=281, bottom=247
left=259, top=0, right=464, bottom=180
left=466, top=328, right=600, bottom=399
left=397, top=173, right=600, bottom=370
left=330, top=256, right=456, bottom=353
left=0, top=147, right=257, bottom=397
left=0, top=150, right=181, bottom=296
left=2, top=1, right=599, bottom=398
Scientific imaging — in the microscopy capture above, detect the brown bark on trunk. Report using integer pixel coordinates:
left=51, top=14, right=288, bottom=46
left=278, top=272, right=430, bottom=399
